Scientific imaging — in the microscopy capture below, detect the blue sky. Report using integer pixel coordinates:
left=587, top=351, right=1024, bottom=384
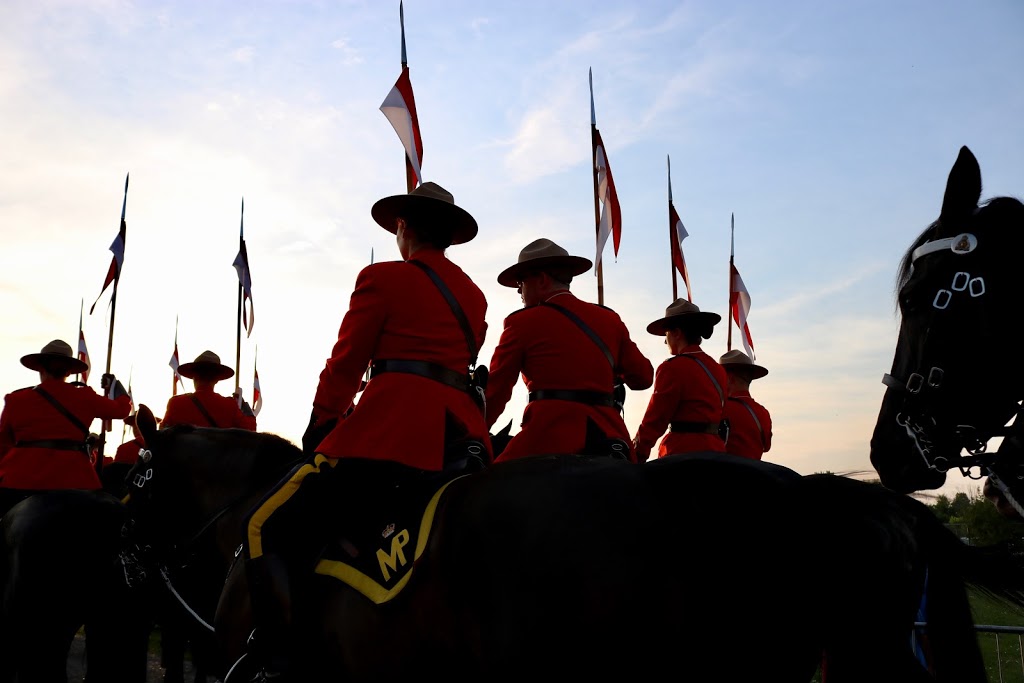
left=1, top=0, right=1022, bottom=500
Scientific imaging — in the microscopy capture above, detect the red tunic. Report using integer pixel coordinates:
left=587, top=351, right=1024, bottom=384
left=723, top=391, right=773, bottom=461
left=486, top=292, right=653, bottom=463
left=313, top=250, right=491, bottom=471
left=162, top=388, right=257, bottom=430
left=0, top=379, right=132, bottom=490
left=114, top=437, right=146, bottom=465
left=634, top=346, right=728, bottom=460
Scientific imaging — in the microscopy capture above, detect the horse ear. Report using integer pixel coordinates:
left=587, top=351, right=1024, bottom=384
left=137, top=404, right=158, bottom=441
left=938, top=146, right=982, bottom=235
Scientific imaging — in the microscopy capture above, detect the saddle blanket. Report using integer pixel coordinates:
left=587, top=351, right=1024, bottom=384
left=314, top=476, right=461, bottom=604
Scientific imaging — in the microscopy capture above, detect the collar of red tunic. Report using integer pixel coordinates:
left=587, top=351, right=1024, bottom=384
left=542, top=291, right=575, bottom=305
left=674, top=345, right=704, bottom=356
left=407, top=248, right=447, bottom=266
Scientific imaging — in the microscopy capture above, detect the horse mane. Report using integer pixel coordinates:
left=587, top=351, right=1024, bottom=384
left=896, top=196, right=1024, bottom=310
left=157, top=424, right=303, bottom=486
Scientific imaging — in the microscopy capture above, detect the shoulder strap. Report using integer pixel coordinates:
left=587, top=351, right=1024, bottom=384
left=733, top=397, right=765, bottom=446
left=408, top=260, right=478, bottom=367
left=681, top=356, right=725, bottom=406
left=542, top=302, right=615, bottom=369
left=33, top=386, right=90, bottom=436
left=190, top=395, right=220, bottom=428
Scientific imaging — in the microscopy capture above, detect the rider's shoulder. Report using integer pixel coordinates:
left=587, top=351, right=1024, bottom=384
left=6, top=386, right=36, bottom=397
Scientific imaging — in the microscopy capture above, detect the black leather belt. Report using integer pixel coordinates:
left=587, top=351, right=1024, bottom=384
left=371, top=359, right=470, bottom=393
left=15, top=439, right=88, bottom=452
left=669, top=421, right=721, bottom=435
left=528, top=389, right=617, bottom=408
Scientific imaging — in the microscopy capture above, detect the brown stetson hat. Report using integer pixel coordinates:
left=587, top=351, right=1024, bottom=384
left=719, top=349, right=768, bottom=379
left=496, top=238, right=593, bottom=288
left=21, top=339, right=89, bottom=374
left=646, top=299, right=722, bottom=337
left=177, top=350, right=234, bottom=381
left=371, top=181, right=478, bottom=245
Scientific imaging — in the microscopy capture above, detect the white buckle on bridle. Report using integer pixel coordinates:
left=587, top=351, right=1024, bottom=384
left=911, top=232, right=978, bottom=263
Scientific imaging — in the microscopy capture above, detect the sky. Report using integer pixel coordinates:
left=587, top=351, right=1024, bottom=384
left=2, top=0, right=1022, bottom=502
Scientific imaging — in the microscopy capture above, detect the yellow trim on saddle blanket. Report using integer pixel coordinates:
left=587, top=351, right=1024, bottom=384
left=313, top=476, right=461, bottom=605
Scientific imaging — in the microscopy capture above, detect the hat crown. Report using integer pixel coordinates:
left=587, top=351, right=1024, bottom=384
left=408, top=181, right=455, bottom=205
left=40, top=339, right=74, bottom=358
left=193, top=350, right=222, bottom=365
left=517, top=238, right=573, bottom=264
left=720, top=350, right=753, bottom=366
left=664, top=298, right=702, bottom=317
left=718, top=349, right=768, bottom=378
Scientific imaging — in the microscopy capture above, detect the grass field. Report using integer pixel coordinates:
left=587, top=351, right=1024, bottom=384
left=971, top=589, right=1024, bottom=683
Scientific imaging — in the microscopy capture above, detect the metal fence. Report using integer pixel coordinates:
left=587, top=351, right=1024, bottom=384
left=915, top=623, right=1024, bottom=683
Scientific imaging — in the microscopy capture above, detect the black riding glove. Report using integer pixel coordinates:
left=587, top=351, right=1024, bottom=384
left=302, top=409, right=338, bottom=457
left=102, top=374, right=130, bottom=400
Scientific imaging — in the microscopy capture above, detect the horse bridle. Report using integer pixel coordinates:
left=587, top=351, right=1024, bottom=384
left=120, top=447, right=256, bottom=633
left=880, top=230, right=1018, bottom=477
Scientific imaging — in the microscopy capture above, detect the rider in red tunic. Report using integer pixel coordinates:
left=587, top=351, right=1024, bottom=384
left=161, top=350, right=256, bottom=430
left=719, top=350, right=773, bottom=461
left=242, top=181, right=489, bottom=681
left=0, top=339, right=131, bottom=515
left=633, top=300, right=728, bottom=461
left=112, top=413, right=159, bottom=465
left=486, top=238, right=653, bottom=462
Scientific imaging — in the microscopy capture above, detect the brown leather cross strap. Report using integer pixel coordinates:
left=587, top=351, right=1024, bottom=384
left=33, top=386, right=90, bottom=436
left=540, top=302, right=616, bottom=370
left=730, top=397, right=767, bottom=449
left=190, top=395, right=220, bottom=428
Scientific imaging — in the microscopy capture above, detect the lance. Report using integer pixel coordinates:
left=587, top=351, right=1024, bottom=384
left=668, top=156, right=678, bottom=302
left=235, top=198, right=244, bottom=395
left=76, top=298, right=86, bottom=385
left=121, top=365, right=133, bottom=444
left=97, top=172, right=129, bottom=475
left=589, top=68, right=605, bottom=306
left=399, top=1, right=417, bottom=194
left=728, top=212, right=735, bottom=352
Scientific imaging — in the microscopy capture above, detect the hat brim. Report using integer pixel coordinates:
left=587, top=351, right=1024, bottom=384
left=177, top=362, right=234, bottom=381
left=20, top=353, right=89, bottom=374
left=646, top=311, right=722, bottom=336
left=371, top=194, right=479, bottom=245
left=723, top=363, right=769, bottom=379
left=496, top=255, right=593, bottom=287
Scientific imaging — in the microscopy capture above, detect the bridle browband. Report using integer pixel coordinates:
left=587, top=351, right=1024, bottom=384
left=880, top=230, right=1020, bottom=477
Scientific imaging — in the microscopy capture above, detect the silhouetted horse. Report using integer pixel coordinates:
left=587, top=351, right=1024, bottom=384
left=0, top=488, right=145, bottom=683
left=870, top=146, right=1024, bottom=518
left=120, top=403, right=1024, bottom=682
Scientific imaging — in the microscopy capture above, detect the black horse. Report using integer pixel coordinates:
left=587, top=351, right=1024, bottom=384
left=0, top=488, right=146, bottom=683
left=870, top=145, right=1024, bottom=517
left=121, top=403, right=1024, bottom=682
